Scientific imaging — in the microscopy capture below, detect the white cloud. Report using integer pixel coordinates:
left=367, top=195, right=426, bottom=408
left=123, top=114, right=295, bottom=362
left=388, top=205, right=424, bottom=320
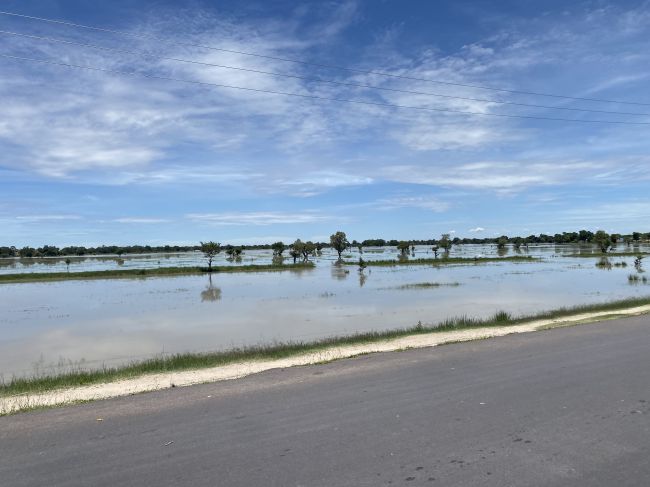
left=15, top=215, right=82, bottom=222
left=186, top=211, right=333, bottom=226
left=381, top=160, right=611, bottom=192
left=375, top=196, right=450, bottom=212
left=469, top=227, right=485, bottom=233
left=112, top=218, right=170, bottom=224
left=1, top=0, right=650, bottom=203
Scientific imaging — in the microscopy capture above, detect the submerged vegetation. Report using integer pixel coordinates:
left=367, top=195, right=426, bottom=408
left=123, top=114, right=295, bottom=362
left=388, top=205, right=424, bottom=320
left=0, top=262, right=315, bottom=284
left=393, top=282, right=461, bottom=290
left=2, top=295, right=650, bottom=398
left=628, top=274, right=648, bottom=284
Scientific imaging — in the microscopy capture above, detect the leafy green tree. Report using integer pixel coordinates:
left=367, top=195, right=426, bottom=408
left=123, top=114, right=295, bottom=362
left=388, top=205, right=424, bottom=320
left=200, top=241, right=221, bottom=272
left=431, top=245, right=439, bottom=258
left=397, top=241, right=410, bottom=255
left=271, top=241, right=285, bottom=256
left=19, top=246, right=36, bottom=258
left=439, top=234, right=452, bottom=253
left=290, top=239, right=304, bottom=263
left=593, top=230, right=612, bottom=253
left=65, top=258, right=71, bottom=272
left=302, top=241, right=316, bottom=261
left=224, top=245, right=235, bottom=258
left=330, top=231, right=349, bottom=259
left=497, top=236, right=508, bottom=249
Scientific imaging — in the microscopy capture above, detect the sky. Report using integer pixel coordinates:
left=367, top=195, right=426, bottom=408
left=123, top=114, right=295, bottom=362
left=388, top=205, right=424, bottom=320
left=1, top=0, right=650, bottom=247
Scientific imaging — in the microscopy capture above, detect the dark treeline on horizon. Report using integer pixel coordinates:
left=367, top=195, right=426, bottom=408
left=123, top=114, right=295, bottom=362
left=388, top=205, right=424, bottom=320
left=1, top=230, right=649, bottom=258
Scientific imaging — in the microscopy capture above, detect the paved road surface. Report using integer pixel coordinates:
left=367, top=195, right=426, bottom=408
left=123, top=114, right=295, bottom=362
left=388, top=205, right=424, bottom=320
left=2, top=315, right=650, bottom=486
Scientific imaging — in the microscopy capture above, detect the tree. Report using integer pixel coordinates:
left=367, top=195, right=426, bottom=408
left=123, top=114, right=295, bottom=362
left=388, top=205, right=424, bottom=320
left=397, top=241, right=410, bottom=255
left=271, top=241, right=285, bottom=256
left=65, top=258, right=71, bottom=272
left=330, top=231, right=349, bottom=259
left=302, top=241, right=316, bottom=261
left=634, top=255, right=644, bottom=272
left=290, top=239, right=304, bottom=263
left=497, top=236, right=508, bottom=249
left=432, top=245, right=439, bottom=258
left=19, top=246, right=36, bottom=258
left=200, top=241, right=221, bottom=272
left=593, top=230, right=612, bottom=253
left=224, top=245, right=235, bottom=259
left=439, top=234, right=452, bottom=253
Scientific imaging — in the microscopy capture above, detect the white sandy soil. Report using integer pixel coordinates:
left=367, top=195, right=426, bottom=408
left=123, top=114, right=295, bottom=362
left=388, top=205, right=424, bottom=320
left=2, top=305, right=649, bottom=415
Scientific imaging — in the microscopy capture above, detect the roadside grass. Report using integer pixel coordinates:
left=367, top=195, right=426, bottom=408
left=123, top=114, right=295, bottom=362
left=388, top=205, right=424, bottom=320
left=343, top=255, right=538, bottom=266
left=0, top=262, right=315, bottom=284
left=3, top=295, right=650, bottom=398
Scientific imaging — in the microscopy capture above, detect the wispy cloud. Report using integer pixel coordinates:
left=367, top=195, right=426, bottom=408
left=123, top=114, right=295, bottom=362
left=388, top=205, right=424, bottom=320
left=186, top=211, right=334, bottom=226
left=375, top=196, right=450, bottom=212
left=112, top=218, right=170, bottom=224
left=15, top=215, right=82, bottom=222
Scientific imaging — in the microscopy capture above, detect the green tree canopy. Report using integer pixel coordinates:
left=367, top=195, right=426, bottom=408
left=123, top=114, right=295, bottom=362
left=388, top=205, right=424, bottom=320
left=200, top=241, right=221, bottom=271
left=330, top=231, right=349, bottom=259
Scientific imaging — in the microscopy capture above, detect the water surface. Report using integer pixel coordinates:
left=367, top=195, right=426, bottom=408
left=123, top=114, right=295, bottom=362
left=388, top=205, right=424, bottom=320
left=1, top=244, right=648, bottom=378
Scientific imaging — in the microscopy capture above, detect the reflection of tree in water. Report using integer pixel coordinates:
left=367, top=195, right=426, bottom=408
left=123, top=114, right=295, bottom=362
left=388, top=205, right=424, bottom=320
left=359, top=271, right=367, bottom=287
left=201, top=276, right=222, bottom=302
left=331, top=262, right=350, bottom=281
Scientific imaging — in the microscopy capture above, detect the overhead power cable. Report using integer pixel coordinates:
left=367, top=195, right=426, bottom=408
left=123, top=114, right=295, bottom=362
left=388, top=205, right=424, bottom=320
left=1, top=29, right=648, bottom=118
left=1, top=9, right=649, bottom=107
left=2, top=52, right=650, bottom=125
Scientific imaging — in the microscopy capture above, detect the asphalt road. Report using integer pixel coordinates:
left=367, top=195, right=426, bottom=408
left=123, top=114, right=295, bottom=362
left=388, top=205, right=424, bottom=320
left=2, top=315, right=650, bottom=486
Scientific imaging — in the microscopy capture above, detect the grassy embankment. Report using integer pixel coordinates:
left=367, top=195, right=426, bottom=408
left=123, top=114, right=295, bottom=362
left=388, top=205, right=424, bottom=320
left=3, top=295, right=650, bottom=398
left=0, top=262, right=315, bottom=284
left=346, top=255, right=539, bottom=266
left=566, top=251, right=650, bottom=258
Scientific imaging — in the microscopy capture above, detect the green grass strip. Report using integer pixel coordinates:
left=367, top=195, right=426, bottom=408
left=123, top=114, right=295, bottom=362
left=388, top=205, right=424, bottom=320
left=2, top=295, right=649, bottom=398
left=346, top=255, right=538, bottom=266
left=0, top=262, right=315, bottom=284
left=565, top=251, right=650, bottom=258
left=393, top=282, right=461, bottom=289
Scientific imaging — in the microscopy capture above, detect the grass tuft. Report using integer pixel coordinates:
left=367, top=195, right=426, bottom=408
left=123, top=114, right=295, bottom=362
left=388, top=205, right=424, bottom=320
left=394, top=282, right=461, bottom=290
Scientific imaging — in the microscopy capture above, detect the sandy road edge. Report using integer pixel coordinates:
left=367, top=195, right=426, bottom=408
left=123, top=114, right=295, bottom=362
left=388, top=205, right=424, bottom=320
left=3, top=305, right=650, bottom=415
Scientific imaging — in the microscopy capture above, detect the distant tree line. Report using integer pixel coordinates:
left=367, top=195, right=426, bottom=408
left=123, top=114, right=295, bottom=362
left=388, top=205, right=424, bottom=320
left=2, top=229, right=649, bottom=259
left=358, top=230, right=650, bottom=248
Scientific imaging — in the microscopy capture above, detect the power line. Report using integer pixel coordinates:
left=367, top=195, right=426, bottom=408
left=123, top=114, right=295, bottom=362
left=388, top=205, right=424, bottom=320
left=2, top=52, right=650, bottom=125
left=1, top=9, right=649, bottom=107
left=2, top=29, right=649, bottom=118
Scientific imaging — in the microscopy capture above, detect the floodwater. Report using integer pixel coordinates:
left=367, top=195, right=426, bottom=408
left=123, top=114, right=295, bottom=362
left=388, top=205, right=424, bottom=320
left=1, top=244, right=649, bottom=378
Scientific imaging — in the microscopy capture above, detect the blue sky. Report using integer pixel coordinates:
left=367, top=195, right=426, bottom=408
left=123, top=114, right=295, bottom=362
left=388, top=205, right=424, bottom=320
left=1, top=0, right=650, bottom=246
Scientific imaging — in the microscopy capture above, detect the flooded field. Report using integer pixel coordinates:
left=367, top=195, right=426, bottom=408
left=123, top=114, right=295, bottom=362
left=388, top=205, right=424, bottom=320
left=1, top=244, right=649, bottom=378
